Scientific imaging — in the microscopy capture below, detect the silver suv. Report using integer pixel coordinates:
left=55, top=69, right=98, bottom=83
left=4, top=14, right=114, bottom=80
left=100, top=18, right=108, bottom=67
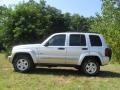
left=8, top=32, right=112, bottom=75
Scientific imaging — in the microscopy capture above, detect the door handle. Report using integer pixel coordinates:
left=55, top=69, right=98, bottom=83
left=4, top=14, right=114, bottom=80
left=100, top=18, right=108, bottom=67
left=82, top=48, right=88, bottom=50
left=58, top=48, right=65, bottom=50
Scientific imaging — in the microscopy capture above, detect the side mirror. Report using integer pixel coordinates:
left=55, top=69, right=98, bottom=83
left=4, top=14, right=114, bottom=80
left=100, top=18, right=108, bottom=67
left=44, top=43, right=49, bottom=47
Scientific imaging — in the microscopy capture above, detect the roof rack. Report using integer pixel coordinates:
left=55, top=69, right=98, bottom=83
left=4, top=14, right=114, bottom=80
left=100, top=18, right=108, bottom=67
left=63, top=31, right=99, bottom=34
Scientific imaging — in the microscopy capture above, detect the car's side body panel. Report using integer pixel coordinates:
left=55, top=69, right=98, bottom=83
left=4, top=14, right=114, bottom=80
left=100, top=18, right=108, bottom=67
left=8, top=32, right=111, bottom=67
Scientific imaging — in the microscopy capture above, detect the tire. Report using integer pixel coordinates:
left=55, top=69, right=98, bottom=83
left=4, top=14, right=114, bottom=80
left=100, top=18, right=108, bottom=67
left=13, top=54, right=34, bottom=73
left=81, top=59, right=100, bottom=76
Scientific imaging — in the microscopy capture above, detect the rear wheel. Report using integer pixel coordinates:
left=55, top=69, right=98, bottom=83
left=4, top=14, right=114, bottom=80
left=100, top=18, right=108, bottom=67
left=13, top=54, right=34, bottom=73
left=81, top=59, right=100, bottom=75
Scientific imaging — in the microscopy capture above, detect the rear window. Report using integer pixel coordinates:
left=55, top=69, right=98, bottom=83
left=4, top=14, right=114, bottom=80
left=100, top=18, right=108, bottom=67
left=89, top=35, right=102, bottom=46
left=69, top=34, right=86, bottom=46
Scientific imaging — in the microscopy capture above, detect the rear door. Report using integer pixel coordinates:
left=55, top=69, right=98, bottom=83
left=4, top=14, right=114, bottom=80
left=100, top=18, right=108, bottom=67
left=66, top=34, right=89, bottom=64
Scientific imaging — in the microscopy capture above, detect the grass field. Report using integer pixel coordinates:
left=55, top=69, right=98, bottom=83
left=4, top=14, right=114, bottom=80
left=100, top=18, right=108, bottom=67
left=0, top=53, right=120, bottom=90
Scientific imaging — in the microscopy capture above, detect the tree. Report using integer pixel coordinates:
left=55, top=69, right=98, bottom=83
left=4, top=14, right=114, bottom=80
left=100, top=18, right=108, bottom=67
left=2, top=0, right=68, bottom=49
left=91, top=0, right=120, bottom=63
left=70, top=14, right=90, bottom=32
left=1, top=0, right=90, bottom=54
left=0, top=6, right=10, bottom=51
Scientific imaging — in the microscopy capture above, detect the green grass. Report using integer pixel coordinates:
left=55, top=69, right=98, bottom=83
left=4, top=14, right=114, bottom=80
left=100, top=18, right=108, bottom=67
left=0, top=53, right=120, bottom=90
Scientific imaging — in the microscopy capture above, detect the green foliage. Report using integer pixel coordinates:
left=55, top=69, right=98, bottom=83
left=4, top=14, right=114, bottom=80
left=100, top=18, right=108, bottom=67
left=0, top=0, right=89, bottom=51
left=0, top=6, right=10, bottom=51
left=70, top=14, right=90, bottom=32
left=91, top=0, right=120, bottom=63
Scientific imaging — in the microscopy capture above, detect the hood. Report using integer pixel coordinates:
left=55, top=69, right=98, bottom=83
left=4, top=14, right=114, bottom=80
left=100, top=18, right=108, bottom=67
left=13, top=44, right=42, bottom=50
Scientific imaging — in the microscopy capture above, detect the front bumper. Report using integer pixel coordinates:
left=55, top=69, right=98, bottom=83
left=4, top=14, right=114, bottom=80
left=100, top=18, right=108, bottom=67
left=8, top=55, right=12, bottom=63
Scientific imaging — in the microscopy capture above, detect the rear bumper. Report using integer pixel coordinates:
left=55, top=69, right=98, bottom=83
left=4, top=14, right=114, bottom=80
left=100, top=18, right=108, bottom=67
left=101, top=57, right=110, bottom=65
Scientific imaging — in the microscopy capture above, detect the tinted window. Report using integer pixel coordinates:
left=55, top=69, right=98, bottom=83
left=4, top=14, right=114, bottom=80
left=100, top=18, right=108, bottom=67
left=89, top=35, right=102, bottom=46
left=47, top=35, right=65, bottom=46
left=69, top=34, right=86, bottom=46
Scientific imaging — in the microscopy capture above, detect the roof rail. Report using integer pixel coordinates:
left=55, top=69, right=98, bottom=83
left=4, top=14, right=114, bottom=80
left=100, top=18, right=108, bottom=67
left=63, top=31, right=99, bottom=34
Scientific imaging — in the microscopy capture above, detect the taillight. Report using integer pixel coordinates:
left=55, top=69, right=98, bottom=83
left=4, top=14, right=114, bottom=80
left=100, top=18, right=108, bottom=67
left=105, top=48, right=112, bottom=59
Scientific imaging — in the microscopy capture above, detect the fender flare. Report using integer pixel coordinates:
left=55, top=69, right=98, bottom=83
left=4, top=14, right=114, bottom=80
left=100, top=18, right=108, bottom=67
left=12, top=49, right=37, bottom=63
left=78, top=52, right=103, bottom=65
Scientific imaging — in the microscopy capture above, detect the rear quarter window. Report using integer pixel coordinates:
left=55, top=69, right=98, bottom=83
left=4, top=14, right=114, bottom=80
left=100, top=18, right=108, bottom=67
left=89, top=35, right=102, bottom=46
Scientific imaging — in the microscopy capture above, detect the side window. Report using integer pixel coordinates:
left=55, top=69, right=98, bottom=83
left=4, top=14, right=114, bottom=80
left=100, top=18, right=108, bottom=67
left=89, top=35, right=102, bottom=46
left=46, top=35, right=66, bottom=46
left=69, top=34, right=86, bottom=46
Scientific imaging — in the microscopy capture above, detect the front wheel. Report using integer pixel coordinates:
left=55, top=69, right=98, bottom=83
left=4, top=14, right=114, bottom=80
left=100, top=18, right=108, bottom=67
left=81, top=59, right=100, bottom=76
left=13, top=55, right=34, bottom=73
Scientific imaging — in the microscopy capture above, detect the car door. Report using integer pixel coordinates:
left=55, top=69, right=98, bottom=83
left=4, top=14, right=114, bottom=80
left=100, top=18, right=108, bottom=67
left=38, top=34, right=67, bottom=64
left=66, top=34, right=89, bottom=65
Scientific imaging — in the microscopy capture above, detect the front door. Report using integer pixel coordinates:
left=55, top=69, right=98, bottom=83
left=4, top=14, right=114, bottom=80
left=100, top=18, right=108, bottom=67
left=38, top=34, right=67, bottom=64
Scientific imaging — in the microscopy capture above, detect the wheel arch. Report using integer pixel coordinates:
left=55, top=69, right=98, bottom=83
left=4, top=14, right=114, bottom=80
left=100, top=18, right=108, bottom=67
left=81, top=56, right=101, bottom=65
left=12, top=52, right=35, bottom=64
left=78, top=54, right=102, bottom=66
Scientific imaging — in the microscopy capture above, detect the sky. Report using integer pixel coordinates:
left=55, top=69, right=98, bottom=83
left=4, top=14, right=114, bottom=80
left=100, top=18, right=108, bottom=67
left=0, top=0, right=102, bottom=17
